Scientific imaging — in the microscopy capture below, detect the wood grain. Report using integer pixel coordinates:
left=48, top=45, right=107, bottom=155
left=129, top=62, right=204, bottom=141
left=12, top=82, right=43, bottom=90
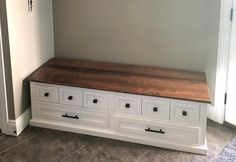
left=28, top=58, right=211, bottom=103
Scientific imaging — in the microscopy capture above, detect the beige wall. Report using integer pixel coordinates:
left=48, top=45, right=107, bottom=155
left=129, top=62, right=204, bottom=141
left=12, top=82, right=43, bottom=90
left=53, top=0, right=219, bottom=72
left=6, top=0, right=54, bottom=118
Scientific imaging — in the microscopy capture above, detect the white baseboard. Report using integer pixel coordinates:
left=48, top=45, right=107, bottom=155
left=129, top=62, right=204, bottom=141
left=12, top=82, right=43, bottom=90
left=6, top=108, right=31, bottom=136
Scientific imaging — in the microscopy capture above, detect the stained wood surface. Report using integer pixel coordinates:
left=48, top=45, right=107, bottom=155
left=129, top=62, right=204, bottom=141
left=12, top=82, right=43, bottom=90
left=28, top=58, right=211, bottom=103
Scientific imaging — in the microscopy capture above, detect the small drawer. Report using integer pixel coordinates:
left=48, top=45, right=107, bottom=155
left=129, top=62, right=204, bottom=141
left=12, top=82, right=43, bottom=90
left=35, top=84, right=59, bottom=103
left=112, top=116, right=200, bottom=144
left=36, top=103, right=108, bottom=128
left=142, top=98, right=170, bottom=120
left=170, top=102, right=200, bottom=125
left=83, top=90, right=108, bottom=110
left=114, top=95, right=141, bottom=115
left=59, top=88, right=83, bottom=107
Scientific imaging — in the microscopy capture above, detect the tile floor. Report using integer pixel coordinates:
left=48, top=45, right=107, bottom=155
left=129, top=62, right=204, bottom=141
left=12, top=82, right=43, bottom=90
left=0, top=120, right=235, bottom=162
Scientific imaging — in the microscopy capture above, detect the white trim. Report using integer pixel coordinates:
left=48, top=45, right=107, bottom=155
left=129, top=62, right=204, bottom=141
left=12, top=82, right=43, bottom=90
left=207, top=0, right=233, bottom=124
left=6, top=108, right=30, bottom=136
left=15, top=108, right=30, bottom=136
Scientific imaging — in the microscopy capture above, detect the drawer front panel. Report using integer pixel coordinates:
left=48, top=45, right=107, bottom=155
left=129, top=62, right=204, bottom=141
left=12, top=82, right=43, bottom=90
left=114, top=95, right=142, bottom=115
left=59, top=88, right=83, bottom=107
left=112, top=116, right=200, bottom=144
left=35, top=85, right=59, bottom=103
left=142, top=98, right=170, bottom=120
left=36, top=104, right=108, bottom=128
left=170, top=102, right=200, bottom=125
left=83, top=90, right=108, bottom=110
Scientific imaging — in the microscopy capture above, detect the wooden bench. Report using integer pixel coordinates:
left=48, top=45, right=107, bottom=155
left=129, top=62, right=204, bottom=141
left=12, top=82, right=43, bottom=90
left=28, top=58, right=210, bottom=154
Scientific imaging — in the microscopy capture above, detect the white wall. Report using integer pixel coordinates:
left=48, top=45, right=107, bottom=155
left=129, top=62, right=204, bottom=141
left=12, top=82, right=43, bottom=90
left=6, top=0, right=54, bottom=118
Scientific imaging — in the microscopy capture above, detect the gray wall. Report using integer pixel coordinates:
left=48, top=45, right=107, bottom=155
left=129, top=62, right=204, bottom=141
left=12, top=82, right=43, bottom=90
left=53, top=0, right=220, bottom=72
left=0, top=0, right=15, bottom=119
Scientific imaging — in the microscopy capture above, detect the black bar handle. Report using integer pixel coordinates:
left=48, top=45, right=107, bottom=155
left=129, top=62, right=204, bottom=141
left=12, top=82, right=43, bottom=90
left=62, top=114, right=79, bottom=119
left=145, top=128, right=165, bottom=134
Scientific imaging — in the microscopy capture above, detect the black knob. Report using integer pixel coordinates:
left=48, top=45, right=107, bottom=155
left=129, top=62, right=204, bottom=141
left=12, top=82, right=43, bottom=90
left=182, top=111, right=187, bottom=116
left=68, top=96, right=73, bottom=100
left=125, top=103, right=130, bottom=108
left=153, top=107, right=158, bottom=112
left=44, top=93, right=49, bottom=97
left=93, top=99, right=98, bottom=104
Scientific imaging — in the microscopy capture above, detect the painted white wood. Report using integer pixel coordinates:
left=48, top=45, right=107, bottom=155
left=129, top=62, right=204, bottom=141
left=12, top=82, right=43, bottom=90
left=111, top=115, right=200, bottom=145
left=114, top=94, right=141, bottom=116
left=35, top=84, right=59, bottom=103
left=59, top=87, right=83, bottom=107
left=29, top=82, right=208, bottom=154
left=142, top=97, right=170, bottom=120
left=207, top=0, right=233, bottom=124
left=225, top=0, right=236, bottom=126
left=83, top=90, right=109, bottom=111
left=170, top=102, right=200, bottom=125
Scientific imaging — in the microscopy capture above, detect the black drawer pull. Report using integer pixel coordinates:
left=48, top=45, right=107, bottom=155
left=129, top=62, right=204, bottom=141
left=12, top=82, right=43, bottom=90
left=44, top=92, right=49, bottom=97
left=182, top=111, right=187, bottom=116
left=62, top=114, right=79, bottom=119
left=68, top=96, right=73, bottom=100
left=125, top=103, right=130, bottom=108
left=153, top=107, right=158, bottom=112
left=145, top=128, right=165, bottom=134
left=93, top=99, right=98, bottom=104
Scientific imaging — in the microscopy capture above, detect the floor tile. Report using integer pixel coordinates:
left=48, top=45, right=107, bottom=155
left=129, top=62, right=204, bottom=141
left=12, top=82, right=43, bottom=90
left=71, top=138, right=150, bottom=162
left=1, top=129, right=95, bottom=162
left=0, top=126, right=44, bottom=153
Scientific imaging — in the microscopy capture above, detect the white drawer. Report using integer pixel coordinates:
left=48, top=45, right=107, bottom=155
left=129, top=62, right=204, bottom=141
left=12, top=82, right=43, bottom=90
left=83, top=90, right=108, bottom=110
left=35, top=84, right=59, bottom=103
left=59, top=87, right=83, bottom=107
left=114, top=95, right=141, bottom=116
left=142, top=98, right=170, bottom=120
left=112, top=116, right=200, bottom=144
left=36, top=103, right=108, bottom=128
left=170, top=102, right=200, bottom=125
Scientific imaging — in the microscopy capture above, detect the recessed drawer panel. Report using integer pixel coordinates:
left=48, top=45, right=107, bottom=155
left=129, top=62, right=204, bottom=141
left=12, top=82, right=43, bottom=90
left=142, top=98, right=170, bottom=120
left=36, top=103, right=108, bottom=128
left=170, top=102, right=200, bottom=125
left=59, top=88, right=83, bottom=107
left=112, top=116, right=200, bottom=144
left=35, top=84, right=59, bottom=103
left=83, top=90, right=108, bottom=110
left=114, top=95, right=141, bottom=116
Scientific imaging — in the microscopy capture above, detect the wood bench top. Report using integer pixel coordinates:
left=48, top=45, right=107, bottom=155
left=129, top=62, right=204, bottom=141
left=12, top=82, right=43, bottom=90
left=28, top=58, right=211, bottom=103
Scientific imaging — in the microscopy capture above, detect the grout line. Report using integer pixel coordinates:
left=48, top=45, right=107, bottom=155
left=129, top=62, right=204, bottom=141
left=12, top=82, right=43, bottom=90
left=0, top=131, right=42, bottom=155
left=0, top=155, right=5, bottom=162
left=59, top=142, right=91, bottom=162
left=135, top=148, right=151, bottom=162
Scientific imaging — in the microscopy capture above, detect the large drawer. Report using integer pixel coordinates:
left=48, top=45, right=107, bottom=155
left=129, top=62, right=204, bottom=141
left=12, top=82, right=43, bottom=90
left=111, top=116, right=200, bottom=144
left=35, top=103, right=109, bottom=128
